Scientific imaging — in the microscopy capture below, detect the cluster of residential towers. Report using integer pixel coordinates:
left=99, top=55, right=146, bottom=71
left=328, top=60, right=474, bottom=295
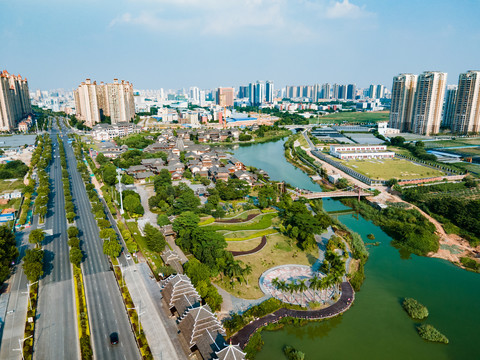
left=389, top=70, right=480, bottom=135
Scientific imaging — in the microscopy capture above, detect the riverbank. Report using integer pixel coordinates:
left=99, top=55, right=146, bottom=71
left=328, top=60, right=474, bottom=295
left=210, top=130, right=291, bottom=147
left=232, top=138, right=480, bottom=360
left=370, top=190, right=480, bottom=270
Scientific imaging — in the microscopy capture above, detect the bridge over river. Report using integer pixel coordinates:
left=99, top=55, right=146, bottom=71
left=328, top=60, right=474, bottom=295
left=292, top=187, right=372, bottom=200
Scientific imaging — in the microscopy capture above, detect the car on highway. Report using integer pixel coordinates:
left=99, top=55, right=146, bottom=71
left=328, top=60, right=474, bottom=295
left=109, top=332, right=119, bottom=345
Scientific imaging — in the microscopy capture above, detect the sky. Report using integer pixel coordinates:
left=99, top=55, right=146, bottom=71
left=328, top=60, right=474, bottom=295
left=1, top=0, right=480, bottom=91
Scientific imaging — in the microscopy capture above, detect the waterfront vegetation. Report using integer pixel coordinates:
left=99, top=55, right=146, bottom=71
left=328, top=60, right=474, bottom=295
left=417, top=324, right=449, bottom=344
left=401, top=181, right=480, bottom=246
left=283, top=345, right=306, bottom=360
left=402, top=298, right=429, bottom=320
left=340, top=199, right=439, bottom=256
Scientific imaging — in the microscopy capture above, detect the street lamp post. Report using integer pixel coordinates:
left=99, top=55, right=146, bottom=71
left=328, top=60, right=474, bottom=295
left=116, top=168, right=124, bottom=214
left=127, top=300, right=145, bottom=336
left=14, top=335, right=33, bottom=360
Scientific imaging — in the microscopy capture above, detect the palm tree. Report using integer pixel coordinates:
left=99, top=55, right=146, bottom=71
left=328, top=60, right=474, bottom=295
left=298, top=279, right=308, bottom=306
left=243, top=264, right=252, bottom=285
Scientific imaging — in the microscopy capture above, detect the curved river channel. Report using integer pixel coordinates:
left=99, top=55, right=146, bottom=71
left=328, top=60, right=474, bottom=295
left=232, top=139, right=480, bottom=360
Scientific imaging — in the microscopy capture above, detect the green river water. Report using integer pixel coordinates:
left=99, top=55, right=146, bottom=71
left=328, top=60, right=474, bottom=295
left=232, top=139, right=479, bottom=360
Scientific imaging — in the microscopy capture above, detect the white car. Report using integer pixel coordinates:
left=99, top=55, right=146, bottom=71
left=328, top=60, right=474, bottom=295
left=125, top=254, right=132, bottom=260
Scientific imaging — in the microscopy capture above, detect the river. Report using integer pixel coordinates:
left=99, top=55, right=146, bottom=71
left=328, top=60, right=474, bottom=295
left=233, top=139, right=480, bottom=360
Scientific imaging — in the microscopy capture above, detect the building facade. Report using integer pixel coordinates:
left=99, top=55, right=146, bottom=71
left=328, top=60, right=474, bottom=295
left=451, top=70, right=480, bottom=134
left=216, top=87, right=234, bottom=107
left=442, top=85, right=457, bottom=129
left=411, top=71, right=447, bottom=135
left=0, top=70, right=32, bottom=131
left=74, top=78, right=135, bottom=127
left=266, top=81, right=274, bottom=103
left=389, top=73, right=417, bottom=132
left=330, top=144, right=395, bottom=160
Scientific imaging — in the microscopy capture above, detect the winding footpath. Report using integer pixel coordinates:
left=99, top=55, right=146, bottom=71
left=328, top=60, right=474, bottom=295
left=229, top=281, right=355, bottom=348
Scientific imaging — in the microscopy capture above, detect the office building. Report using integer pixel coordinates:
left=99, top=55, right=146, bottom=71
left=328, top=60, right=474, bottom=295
left=411, top=71, right=447, bottom=135
left=338, top=85, right=347, bottom=100
left=266, top=81, right=274, bottom=103
left=0, top=70, right=32, bottom=131
left=254, top=81, right=265, bottom=105
left=238, top=86, right=249, bottom=99
left=216, top=87, right=234, bottom=107
left=248, top=83, right=255, bottom=105
left=74, top=78, right=135, bottom=127
left=442, top=85, right=457, bottom=129
left=452, top=70, right=480, bottom=134
left=389, top=73, right=417, bottom=132
left=313, top=84, right=320, bottom=102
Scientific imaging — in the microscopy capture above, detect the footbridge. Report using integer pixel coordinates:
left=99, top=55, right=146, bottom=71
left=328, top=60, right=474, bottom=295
left=293, top=186, right=372, bottom=200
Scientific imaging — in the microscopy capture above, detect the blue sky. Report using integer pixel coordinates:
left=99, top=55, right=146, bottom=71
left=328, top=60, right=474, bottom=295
left=1, top=0, right=479, bottom=91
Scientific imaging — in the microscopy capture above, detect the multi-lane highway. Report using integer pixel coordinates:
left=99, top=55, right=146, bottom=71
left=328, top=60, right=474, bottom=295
left=60, top=122, right=140, bottom=360
left=34, top=125, right=79, bottom=360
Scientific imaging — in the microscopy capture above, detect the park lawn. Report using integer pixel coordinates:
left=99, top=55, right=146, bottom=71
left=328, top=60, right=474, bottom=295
left=220, top=209, right=261, bottom=220
left=0, top=179, right=24, bottom=193
left=226, top=237, right=264, bottom=252
left=204, top=213, right=278, bottom=231
left=225, top=228, right=277, bottom=241
left=215, top=233, right=318, bottom=299
left=339, top=157, right=445, bottom=180
left=315, top=111, right=390, bottom=124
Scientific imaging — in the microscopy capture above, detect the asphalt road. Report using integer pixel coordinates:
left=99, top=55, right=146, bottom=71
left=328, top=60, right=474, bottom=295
left=34, top=125, right=79, bottom=360
left=61, top=124, right=140, bottom=360
left=0, top=231, right=32, bottom=360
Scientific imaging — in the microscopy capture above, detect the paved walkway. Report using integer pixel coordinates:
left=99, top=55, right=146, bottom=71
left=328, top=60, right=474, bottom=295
left=214, top=284, right=271, bottom=318
left=229, top=281, right=354, bottom=348
left=312, top=226, right=334, bottom=272
left=123, top=262, right=186, bottom=360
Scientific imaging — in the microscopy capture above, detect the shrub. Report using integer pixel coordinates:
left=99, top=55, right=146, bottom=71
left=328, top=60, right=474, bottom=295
left=244, top=332, right=264, bottom=360
left=402, top=298, right=429, bottom=320
left=417, top=324, right=449, bottom=344
left=284, top=345, right=305, bottom=360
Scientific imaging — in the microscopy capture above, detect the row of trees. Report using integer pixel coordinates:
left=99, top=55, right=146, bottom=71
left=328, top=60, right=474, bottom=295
left=32, top=134, right=53, bottom=222
left=58, top=137, right=77, bottom=223
left=72, top=137, right=122, bottom=258
left=0, top=226, right=19, bottom=284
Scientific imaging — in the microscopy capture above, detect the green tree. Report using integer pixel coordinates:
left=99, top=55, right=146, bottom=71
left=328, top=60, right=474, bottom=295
left=103, top=239, right=122, bottom=257
left=29, top=229, right=45, bottom=247
left=99, top=228, right=117, bottom=242
left=157, top=214, right=171, bottom=227
left=23, top=248, right=44, bottom=282
left=0, top=226, right=18, bottom=284
left=69, top=247, right=83, bottom=267
left=121, top=173, right=135, bottom=185
left=144, top=223, right=166, bottom=252
left=66, top=212, right=76, bottom=223
left=124, top=194, right=144, bottom=215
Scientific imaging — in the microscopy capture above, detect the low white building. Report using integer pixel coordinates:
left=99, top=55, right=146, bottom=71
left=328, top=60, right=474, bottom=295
left=330, top=144, right=395, bottom=160
left=91, top=122, right=141, bottom=140
left=377, top=121, right=400, bottom=136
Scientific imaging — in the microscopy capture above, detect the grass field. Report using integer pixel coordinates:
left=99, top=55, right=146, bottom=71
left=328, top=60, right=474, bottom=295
left=216, top=233, right=318, bottom=299
left=339, top=157, right=445, bottom=180
left=312, top=111, right=390, bottom=124
left=0, top=179, right=24, bottom=194
left=204, top=213, right=278, bottom=231
left=423, top=138, right=480, bottom=149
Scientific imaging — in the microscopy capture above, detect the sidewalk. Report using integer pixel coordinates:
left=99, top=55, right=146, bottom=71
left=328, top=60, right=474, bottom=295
left=123, top=262, right=186, bottom=360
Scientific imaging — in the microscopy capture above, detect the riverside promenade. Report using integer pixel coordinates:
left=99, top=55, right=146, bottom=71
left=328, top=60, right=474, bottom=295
left=229, top=281, right=355, bottom=348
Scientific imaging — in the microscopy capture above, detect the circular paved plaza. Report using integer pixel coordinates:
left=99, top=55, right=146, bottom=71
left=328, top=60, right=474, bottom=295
left=259, top=265, right=336, bottom=307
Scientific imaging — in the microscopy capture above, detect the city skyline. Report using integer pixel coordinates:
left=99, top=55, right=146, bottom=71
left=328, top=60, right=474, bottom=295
left=2, top=0, right=480, bottom=90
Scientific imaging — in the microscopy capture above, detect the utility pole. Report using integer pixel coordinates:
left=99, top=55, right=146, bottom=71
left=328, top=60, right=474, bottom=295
left=116, top=168, right=124, bottom=214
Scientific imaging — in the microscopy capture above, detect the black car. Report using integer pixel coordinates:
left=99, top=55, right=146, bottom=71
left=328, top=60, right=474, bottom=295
left=109, top=332, right=119, bottom=345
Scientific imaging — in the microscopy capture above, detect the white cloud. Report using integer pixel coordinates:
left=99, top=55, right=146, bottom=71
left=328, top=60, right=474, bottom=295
left=325, top=0, right=374, bottom=19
